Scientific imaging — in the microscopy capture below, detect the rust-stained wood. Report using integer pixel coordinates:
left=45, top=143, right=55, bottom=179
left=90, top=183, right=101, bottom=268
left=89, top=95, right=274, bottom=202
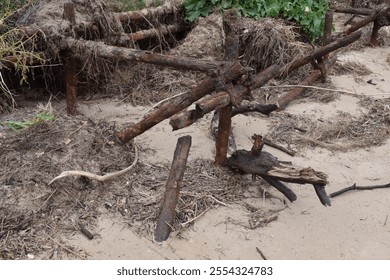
left=62, top=37, right=232, bottom=74
left=277, top=70, right=322, bottom=110
left=283, top=30, right=362, bottom=75
left=110, top=24, right=186, bottom=46
left=323, top=10, right=333, bottom=47
left=169, top=85, right=249, bottom=131
left=333, top=7, right=371, bottom=16
left=116, top=2, right=180, bottom=23
left=117, top=61, right=244, bottom=143
left=214, top=104, right=232, bottom=165
left=346, top=7, right=390, bottom=34
left=64, top=57, right=77, bottom=115
left=370, top=19, right=380, bottom=46
left=63, top=3, right=77, bottom=115
left=155, top=135, right=192, bottom=242
left=227, top=149, right=330, bottom=206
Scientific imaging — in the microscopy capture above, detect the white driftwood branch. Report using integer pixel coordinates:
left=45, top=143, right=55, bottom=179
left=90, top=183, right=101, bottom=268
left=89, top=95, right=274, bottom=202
left=49, top=145, right=138, bottom=185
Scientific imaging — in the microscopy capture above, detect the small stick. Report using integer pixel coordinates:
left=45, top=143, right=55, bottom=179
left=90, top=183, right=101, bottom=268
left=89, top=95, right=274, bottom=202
left=384, top=215, right=388, bottom=226
left=79, top=223, right=93, bottom=240
left=330, top=183, right=390, bottom=198
left=45, top=234, right=86, bottom=259
left=256, top=247, right=268, bottom=260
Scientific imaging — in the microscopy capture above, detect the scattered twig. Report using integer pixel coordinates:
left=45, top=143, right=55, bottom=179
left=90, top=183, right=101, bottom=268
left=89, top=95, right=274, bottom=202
left=329, top=183, right=390, bottom=198
left=180, top=206, right=212, bottom=227
left=49, top=144, right=138, bottom=184
left=256, top=247, right=268, bottom=260
left=261, top=85, right=355, bottom=95
left=45, top=234, right=86, bottom=259
left=384, top=215, right=388, bottom=226
left=263, top=138, right=295, bottom=156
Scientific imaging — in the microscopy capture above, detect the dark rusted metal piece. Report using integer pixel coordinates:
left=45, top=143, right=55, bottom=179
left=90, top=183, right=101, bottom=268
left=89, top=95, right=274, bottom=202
left=155, top=136, right=192, bottom=242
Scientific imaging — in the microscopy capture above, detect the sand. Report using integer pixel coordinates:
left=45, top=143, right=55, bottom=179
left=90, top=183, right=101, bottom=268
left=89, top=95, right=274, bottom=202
left=57, top=46, right=390, bottom=260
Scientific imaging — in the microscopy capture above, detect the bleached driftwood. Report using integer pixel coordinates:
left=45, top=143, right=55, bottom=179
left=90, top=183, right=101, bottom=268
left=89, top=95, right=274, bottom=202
left=49, top=145, right=138, bottom=185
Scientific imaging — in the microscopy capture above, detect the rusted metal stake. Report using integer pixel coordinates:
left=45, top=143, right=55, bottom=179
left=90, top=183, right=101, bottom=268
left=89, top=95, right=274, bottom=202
left=155, top=136, right=192, bottom=242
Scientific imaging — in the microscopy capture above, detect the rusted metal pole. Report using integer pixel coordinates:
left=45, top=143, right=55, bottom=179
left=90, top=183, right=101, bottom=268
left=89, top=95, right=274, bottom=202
left=155, top=136, right=192, bottom=242
left=214, top=104, right=232, bottom=165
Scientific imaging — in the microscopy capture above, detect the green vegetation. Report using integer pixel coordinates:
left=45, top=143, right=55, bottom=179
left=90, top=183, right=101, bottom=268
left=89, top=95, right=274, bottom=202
left=184, top=0, right=329, bottom=41
left=3, top=111, right=55, bottom=131
left=0, top=0, right=31, bottom=17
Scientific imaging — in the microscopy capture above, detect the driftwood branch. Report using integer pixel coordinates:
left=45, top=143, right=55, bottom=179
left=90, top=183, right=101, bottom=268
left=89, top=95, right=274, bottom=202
left=227, top=147, right=331, bottom=206
left=232, top=103, right=278, bottom=116
left=116, top=1, right=181, bottom=23
left=117, top=60, right=243, bottom=143
left=62, top=37, right=229, bottom=73
left=333, top=7, right=371, bottom=16
left=49, top=145, right=138, bottom=184
left=346, top=7, right=390, bottom=34
left=329, top=183, right=390, bottom=198
left=155, top=135, right=192, bottom=242
left=109, top=24, right=186, bottom=46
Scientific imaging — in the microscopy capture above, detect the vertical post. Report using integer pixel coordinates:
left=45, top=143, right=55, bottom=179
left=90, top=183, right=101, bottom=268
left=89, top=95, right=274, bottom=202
left=370, top=20, right=379, bottom=47
left=214, top=104, right=232, bottom=165
left=214, top=21, right=239, bottom=166
left=63, top=3, right=78, bottom=115
left=155, top=136, right=192, bottom=242
left=323, top=11, right=333, bottom=46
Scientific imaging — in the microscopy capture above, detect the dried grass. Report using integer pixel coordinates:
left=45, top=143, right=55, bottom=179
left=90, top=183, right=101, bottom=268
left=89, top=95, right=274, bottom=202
left=266, top=97, right=390, bottom=151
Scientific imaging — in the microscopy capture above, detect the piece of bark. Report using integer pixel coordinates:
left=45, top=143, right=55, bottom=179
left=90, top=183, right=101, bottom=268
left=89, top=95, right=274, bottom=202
left=155, top=136, right=192, bottom=242
left=282, top=30, right=362, bottom=75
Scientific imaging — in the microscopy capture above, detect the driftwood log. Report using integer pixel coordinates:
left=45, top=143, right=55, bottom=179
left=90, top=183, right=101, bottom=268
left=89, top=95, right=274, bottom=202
left=155, top=135, right=192, bottom=242
left=227, top=135, right=331, bottom=206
